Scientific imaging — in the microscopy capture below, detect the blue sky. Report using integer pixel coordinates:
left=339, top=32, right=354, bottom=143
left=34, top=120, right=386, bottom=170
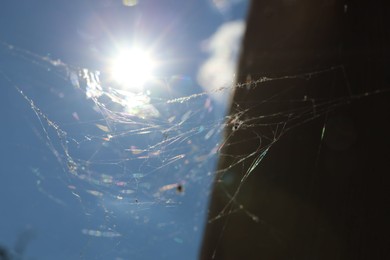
left=0, top=0, right=248, bottom=259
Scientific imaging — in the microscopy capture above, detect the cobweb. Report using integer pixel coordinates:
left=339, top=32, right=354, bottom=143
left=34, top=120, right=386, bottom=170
left=0, top=41, right=387, bottom=259
left=0, top=41, right=224, bottom=260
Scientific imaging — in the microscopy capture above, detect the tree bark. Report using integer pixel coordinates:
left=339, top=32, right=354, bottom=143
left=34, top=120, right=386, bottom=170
left=201, top=1, right=390, bottom=259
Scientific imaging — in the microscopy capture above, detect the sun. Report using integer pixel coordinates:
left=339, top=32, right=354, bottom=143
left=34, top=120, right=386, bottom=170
left=109, top=47, right=155, bottom=91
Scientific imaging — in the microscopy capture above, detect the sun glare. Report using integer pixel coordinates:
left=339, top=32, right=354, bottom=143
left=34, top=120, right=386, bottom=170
left=110, top=47, right=155, bottom=91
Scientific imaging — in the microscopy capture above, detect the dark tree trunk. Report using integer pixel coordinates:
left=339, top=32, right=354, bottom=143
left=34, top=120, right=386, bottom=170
left=201, top=1, right=390, bottom=259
